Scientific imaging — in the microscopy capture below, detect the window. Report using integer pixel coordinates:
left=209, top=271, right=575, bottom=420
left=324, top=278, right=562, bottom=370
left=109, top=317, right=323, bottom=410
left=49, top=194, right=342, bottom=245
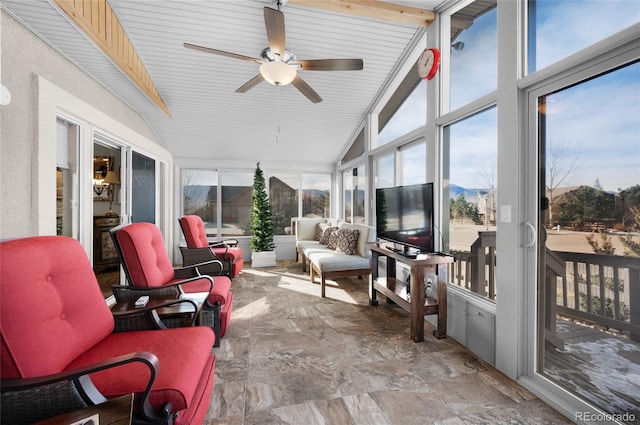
left=528, top=0, right=640, bottom=73
left=183, top=170, right=218, bottom=234
left=183, top=169, right=330, bottom=237
left=343, top=169, right=353, bottom=222
left=443, top=107, right=498, bottom=300
left=269, top=173, right=299, bottom=236
left=401, top=141, right=426, bottom=186
left=378, top=80, right=426, bottom=146
left=450, top=3, right=497, bottom=111
left=354, top=166, right=366, bottom=224
left=220, top=172, right=253, bottom=237
left=376, top=154, right=395, bottom=189
left=302, top=174, right=331, bottom=218
left=343, top=166, right=365, bottom=223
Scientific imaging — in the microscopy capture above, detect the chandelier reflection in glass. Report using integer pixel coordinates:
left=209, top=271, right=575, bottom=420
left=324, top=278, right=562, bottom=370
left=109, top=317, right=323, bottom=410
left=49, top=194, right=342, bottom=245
left=93, top=156, right=120, bottom=202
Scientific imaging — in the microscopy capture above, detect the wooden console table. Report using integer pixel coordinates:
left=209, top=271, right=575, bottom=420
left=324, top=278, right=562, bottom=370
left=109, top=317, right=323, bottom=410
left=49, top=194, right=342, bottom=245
left=369, top=243, right=454, bottom=342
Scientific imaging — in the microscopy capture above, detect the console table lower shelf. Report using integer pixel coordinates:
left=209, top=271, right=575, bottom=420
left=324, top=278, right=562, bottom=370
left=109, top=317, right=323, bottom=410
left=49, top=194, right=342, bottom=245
left=368, top=243, right=454, bottom=343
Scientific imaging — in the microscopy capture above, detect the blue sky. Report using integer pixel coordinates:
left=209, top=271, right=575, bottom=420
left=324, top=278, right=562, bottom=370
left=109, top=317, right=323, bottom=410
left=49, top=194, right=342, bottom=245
left=536, top=0, right=640, bottom=192
left=380, top=2, right=639, bottom=193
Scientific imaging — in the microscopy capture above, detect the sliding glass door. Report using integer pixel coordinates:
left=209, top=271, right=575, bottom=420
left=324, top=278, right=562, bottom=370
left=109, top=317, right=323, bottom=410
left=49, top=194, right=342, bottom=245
left=533, top=60, right=640, bottom=422
left=131, top=151, right=156, bottom=223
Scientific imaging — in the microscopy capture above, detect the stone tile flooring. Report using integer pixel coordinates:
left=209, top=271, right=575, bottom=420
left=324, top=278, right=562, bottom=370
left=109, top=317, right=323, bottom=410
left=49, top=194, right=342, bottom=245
left=205, top=262, right=572, bottom=424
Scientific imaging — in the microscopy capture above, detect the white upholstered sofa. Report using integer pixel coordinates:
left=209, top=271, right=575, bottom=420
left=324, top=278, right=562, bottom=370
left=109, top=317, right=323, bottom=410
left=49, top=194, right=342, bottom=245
left=295, top=218, right=376, bottom=297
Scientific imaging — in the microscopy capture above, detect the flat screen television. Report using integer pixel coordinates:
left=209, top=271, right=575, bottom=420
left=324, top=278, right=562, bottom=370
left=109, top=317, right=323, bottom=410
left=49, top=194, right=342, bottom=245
left=375, top=182, right=434, bottom=255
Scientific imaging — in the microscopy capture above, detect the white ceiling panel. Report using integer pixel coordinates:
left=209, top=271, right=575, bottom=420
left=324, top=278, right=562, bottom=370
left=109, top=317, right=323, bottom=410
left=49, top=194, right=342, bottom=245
left=2, top=0, right=445, bottom=166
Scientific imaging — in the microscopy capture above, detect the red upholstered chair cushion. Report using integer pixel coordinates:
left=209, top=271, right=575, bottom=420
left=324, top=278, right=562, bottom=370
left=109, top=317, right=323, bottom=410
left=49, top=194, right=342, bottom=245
left=212, top=246, right=243, bottom=261
left=66, top=327, right=214, bottom=412
left=180, top=215, right=242, bottom=260
left=0, top=236, right=114, bottom=379
left=113, top=222, right=176, bottom=287
left=179, top=215, right=244, bottom=278
left=1, top=235, right=217, bottom=425
left=180, top=215, right=209, bottom=248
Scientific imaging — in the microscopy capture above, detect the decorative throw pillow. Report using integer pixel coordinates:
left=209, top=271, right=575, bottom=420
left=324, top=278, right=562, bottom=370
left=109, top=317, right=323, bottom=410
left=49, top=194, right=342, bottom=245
left=319, top=225, right=338, bottom=245
left=327, top=229, right=340, bottom=250
left=335, top=228, right=360, bottom=255
left=315, top=223, right=324, bottom=241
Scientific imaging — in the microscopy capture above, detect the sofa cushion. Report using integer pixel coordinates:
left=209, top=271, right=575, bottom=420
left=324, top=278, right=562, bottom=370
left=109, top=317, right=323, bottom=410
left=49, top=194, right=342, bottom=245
left=319, top=225, right=338, bottom=245
left=327, top=230, right=339, bottom=249
left=297, top=239, right=320, bottom=251
left=296, top=218, right=328, bottom=241
left=315, top=224, right=324, bottom=241
left=334, top=228, right=360, bottom=255
left=307, top=249, right=370, bottom=272
left=339, top=223, right=375, bottom=257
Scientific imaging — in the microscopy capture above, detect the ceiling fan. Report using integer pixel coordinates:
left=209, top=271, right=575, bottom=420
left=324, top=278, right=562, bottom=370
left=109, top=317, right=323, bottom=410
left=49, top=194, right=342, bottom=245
left=184, top=0, right=363, bottom=103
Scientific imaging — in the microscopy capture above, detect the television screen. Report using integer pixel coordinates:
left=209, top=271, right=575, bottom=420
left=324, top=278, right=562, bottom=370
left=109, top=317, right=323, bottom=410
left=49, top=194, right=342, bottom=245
left=375, top=183, right=434, bottom=253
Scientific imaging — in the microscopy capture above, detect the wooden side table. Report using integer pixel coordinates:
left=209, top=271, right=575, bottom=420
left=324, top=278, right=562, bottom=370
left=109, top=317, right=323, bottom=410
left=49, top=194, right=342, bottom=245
left=111, top=292, right=208, bottom=331
left=35, top=394, right=132, bottom=425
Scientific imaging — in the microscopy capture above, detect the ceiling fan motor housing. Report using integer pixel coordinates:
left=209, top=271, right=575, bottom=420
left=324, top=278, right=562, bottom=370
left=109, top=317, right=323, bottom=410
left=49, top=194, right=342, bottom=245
left=261, top=47, right=297, bottom=64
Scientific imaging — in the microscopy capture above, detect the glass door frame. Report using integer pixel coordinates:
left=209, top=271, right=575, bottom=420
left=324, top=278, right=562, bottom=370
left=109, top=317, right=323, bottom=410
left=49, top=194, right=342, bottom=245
left=522, top=31, right=640, bottom=420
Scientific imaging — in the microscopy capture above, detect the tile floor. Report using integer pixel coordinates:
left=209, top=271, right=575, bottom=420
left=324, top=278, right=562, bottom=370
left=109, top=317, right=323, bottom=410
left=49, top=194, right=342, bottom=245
left=205, top=262, right=572, bottom=424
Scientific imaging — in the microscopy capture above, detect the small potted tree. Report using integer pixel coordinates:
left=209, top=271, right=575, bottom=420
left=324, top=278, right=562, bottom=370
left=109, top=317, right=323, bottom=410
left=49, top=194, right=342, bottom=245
left=250, top=162, right=276, bottom=267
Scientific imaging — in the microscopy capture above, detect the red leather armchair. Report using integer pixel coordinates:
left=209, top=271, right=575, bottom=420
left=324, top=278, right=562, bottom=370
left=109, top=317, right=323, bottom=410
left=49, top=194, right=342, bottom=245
left=178, top=215, right=244, bottom=279
left=0, top=236, right=215, bottom=425
left=110, top=222, right=233, bottom=345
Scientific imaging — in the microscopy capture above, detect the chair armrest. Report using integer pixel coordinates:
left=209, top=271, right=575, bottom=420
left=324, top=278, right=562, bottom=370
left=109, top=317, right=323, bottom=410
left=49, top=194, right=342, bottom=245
left=206, top=242, right=230, bottom=259
left=209, top=238, right=238, bottom=247
left=1, top=352, right=171, bottom=425
left=112, top=285, right=180, bottom=302
left=174, top=259, right=224, bottom=278
left=169, top=274, right=214, bottom=295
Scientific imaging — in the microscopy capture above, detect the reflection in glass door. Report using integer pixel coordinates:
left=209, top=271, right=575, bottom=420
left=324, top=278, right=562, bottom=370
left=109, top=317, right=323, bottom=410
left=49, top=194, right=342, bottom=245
left=93, top=141, right=123, bottom=298
left=131, top=151, right=156, bottom=224
left=56, top=118, right=79, bottom=238
left=537, top=62, right=640, bottom=422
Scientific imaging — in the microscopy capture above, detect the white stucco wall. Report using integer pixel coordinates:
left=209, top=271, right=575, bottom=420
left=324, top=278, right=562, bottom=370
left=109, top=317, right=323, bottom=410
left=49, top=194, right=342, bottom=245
left=0, top=11, right=166, bottom=239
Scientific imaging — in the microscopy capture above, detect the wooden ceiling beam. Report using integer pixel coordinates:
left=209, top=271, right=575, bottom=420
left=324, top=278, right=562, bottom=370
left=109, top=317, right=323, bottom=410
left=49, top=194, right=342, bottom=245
left=287, top=0, right=435, bottom=27
left=54, top=0, right=171, bottom=117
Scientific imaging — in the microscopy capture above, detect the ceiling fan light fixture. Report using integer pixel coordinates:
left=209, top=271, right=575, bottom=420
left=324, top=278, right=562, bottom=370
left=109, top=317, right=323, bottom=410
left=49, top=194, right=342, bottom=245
left=260, top=60, right=296, bottom=86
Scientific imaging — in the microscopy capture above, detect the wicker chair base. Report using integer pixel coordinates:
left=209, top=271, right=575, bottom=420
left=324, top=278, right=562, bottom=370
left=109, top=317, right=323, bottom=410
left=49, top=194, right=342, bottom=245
left=199, top=304, right=221, bottom=348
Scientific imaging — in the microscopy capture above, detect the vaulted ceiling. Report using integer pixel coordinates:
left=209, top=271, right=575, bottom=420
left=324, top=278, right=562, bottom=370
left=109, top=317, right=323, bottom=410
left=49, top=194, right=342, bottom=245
left=2, top=0, right=447, bottom=167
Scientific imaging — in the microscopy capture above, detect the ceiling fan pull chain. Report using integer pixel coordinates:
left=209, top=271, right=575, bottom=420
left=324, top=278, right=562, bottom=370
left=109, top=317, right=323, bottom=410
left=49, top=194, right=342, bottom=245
left=276, top=84, right=281, bottom=143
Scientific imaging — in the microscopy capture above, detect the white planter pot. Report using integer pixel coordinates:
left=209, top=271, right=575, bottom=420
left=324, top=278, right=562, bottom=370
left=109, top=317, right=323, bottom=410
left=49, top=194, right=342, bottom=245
left=251, top=250, right=276, bottom=267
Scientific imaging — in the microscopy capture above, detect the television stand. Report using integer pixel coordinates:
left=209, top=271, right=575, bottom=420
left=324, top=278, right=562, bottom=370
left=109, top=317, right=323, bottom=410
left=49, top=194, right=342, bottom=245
left=368, top=243, right=454, bottom=342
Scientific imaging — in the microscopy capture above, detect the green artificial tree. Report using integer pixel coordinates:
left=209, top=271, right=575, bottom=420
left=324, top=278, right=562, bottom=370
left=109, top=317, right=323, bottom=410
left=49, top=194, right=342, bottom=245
left=250, top=162, right=275, bottom=252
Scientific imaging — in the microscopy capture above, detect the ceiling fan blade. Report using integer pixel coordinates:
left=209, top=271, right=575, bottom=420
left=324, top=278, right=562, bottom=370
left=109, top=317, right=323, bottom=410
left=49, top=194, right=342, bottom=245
left=263, top=7, right=286, bottom=57
left=235, top=74, right=265, bottom=93
left=184, top=43, right=259, bottom=62
left=291, top=75, right=322, bottom=103
left=294, top=58, right=364, bottom=71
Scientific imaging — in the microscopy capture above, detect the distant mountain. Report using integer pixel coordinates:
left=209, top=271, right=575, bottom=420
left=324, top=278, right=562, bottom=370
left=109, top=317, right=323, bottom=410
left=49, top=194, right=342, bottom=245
left=449, top=184, right=490, bottom=200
